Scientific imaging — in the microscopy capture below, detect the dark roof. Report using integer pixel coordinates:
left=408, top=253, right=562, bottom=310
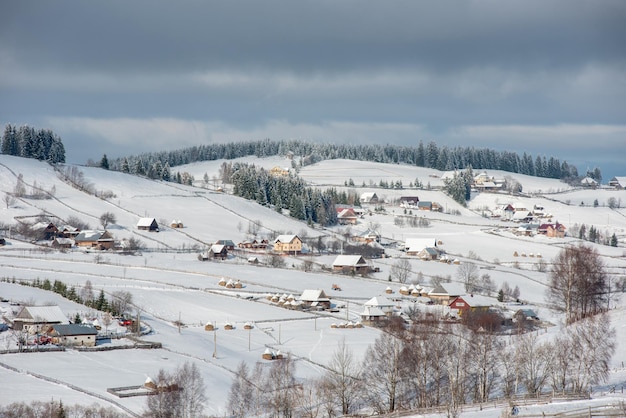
left=52, top=324, right=98, bottom=336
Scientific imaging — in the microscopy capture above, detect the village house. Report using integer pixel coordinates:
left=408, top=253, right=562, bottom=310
left=299, top=289, right=331, bottom=310
left=52, top=237, right=74, bottom=249
left=337, top=208, right=358, bottom=225
left=399, top=196, right=420, bottom=207
left=59, top=225, right=80, bottom=238
left=404, top=238, right=441, bottom=259
left=273, top=234, right=302, bottom=254
left=269, top=166, right=290, bottom=177
left=352, top=228, right=381, bottom=244
left=74, top=230, right=115, bottom=250
left=31, top=222, right=59, bottom=240
left=214, top=239, right=236, bottom=251
left=608, top=176, right=626, bottom=189
left=428, top=283, right=466, bottom=305
left=580, top=177, right=598, bottom=188
left=207, top=244, right=228, bottom=260
left=537, top=222, right=566, bottom=238
left=449, top=294, right=494, bottom=317
left=48, top=324, right=98, bottom=347
left=12, top=305, right=69, bottom=332
left=360, top=305, right=387, bottom=325
left=364, top=296, right=396, bottom=315
left=238, top=239, right=269, bottom=250
left=492, top=203, right=515, bottom=220
left=137, top=217, right=159, bottom=232
left=417, top=201, right=432, bottom=211
left=332, top=255, right=371, bottom=274
left=360, top=192, right=379, bottom=204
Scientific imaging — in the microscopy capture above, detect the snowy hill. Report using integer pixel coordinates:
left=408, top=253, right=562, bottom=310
left=0, top=155, right=625, bottom=416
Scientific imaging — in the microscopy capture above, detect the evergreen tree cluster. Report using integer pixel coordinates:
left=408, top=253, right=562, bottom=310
left=227, top=162, right=361, bottom=226
left=1, top=124, right=65, bottom=163
left=109, top=139, right=579, bottom=181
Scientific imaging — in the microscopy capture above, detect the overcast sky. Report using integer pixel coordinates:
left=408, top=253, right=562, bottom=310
left=1, top=1, right=625, bottom=178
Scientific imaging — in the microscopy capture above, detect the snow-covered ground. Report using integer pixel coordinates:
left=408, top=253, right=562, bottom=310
left=1, top=155, right=625, bottom=416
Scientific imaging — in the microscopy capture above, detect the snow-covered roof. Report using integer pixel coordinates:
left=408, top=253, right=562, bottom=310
left=364, top=296, right=395, bottom=308
left=360, top=305, right=386, bottom=317
left=274, top=234, right=299, bottom=244
left=75, top=230, right=109, bottom=242
left=450, top=294, right=495, bottom=308
left=17, top=306, right=69, bottom=324
left=300, top=289, right=329, bottom=302
left=404, top=238, right=437, bottom=251
left=137, top=217, right=157, bottom=227
left=429, top=283, right=466, bottom=297
left=332, top=255, right=367, bottom=267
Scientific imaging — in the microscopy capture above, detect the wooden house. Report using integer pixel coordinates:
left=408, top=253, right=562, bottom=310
left=608, top=176, right=626, bottom=189
left=537, top=223, right=566, bottom=238
left=360, top=305, right=387, bottom=324
left=273, top=235, right=302, bottom=254
left=13, top=305, right=69, bottom=332
left=337, top=208, right=358, bottom=225
left=364, top=296, right=395, bottom=315
left=214, top=240, right=236, bottom=251
left=299, top=289, right=331, bottom=309
left=352, top=228, right=381, bottom=244
left=48, top=324, right=98, bottom=347
left=332, top=255, right=371, bottom=274
left=137, top=217, right=159, bottom=232
left=52, top=237, right=74, bottom=249
left=32, top=222, right=59, bottom=240
left=208, top=244, right=228, bottom=260
left=428, top=283, right=466, bottom=305
left=74, top=230, right=115, bottom=250
left=59, top=225, right=80, bottom=238
left=448, top=295, right=493, bottom=317
left=360, top=192, right=379, bottom=204
left=399, top=196, right=420, bottom=207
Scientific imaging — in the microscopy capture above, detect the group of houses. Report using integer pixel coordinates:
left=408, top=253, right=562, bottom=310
left=10, top=305, right=99, bottom=347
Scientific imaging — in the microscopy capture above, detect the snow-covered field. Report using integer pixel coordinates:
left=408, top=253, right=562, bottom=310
left=1, top=155, right=625, bottom=416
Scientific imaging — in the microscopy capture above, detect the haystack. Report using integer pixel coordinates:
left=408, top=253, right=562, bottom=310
left=204, top=322, right=215, bottom=331
left=262, top=348, right=273, bottom=360
left=224, top=322, right=234, bottom=330
left=244, top=322, right=253, bottom=330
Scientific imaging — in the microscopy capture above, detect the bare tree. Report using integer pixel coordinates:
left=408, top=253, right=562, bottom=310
left=361, top=332, right=404, bottom=413
left=3, top=193, right=16, bottom=209
left=318, top=339, right=362, bottom=415
left=517, top=332, right=552, bottom=396
left=228, top=361, right=255, bottom=418
left=144, top=368, right=182, bottom=417
left=99, top=212, right=117, bottom=229
left=80, top=280, right=95, bottom=304
left=547, top=244, right=608, bottom=324
left=264, top=355, right=300, bottom=418
left=390, top=258, right=412, bottom=284
left=110, top=291, right=133, bottom=316
left=457, top=262, right=479, bottom=293
left=177, top=362, right=207, bottom=418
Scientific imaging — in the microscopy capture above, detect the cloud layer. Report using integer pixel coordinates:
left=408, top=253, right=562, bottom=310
left=1, top=1, right=624, bottom=176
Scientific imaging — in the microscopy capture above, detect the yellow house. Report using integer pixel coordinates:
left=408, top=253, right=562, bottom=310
left=269, top=166, right=290, bottom=177
left=273, top=234, right=302, bottom=254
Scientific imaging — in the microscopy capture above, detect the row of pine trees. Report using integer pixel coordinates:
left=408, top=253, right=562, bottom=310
left=1, top=124, right=65, bottom=164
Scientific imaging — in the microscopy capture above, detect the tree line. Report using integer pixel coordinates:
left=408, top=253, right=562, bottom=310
left=107, top=138, right=581, bottom=182
left=1, top=124, right=65, bottom=164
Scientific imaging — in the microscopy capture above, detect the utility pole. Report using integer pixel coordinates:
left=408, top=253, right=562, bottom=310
left=213, top=329, right=217, bottom=358
left=178, top=312, right=181, bottom=334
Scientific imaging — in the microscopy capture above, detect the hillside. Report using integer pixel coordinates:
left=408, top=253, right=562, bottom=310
left=1, top=155, right=625, bottom=417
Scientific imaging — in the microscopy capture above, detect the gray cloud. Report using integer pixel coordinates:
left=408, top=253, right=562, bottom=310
left=1, top=1, right=625, bottom=178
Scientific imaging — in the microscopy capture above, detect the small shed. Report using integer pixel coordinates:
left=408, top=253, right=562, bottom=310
left=332, top=255, right=371, bottom=274
left=137, top=218, right=159, bottom=232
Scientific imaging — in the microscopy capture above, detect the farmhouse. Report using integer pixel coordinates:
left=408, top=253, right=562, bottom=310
left=48, top=324, right=98, bottom=347
left=32, top=222, right=59, bottom=240
left=352, top=228, right=380, bottom=243
left=273, top=234, right=302, bottom=254
left=428, top=283, right=466, bottom=305
left=214, top=239, right=236, bottom=251
left=360, top=305, right=387, bottom=324
left=52, top=237, right=74, bottom=249
left=360, top=192, right=379, bottom=204
left=13, top=305, right=69, bottom=332
left=299, top=289, right=331, bottom=309
left=580, top=177, right=598, bottom=188
left=207, top=244, right=228, bottom=260
left=74, top=230, right=115, bottom=250
left=537, top=222, right=566, bottom=238
left=399, top=196, right=420, bottom=207
left=608, top=176, right=626, bottom=189
left=59, top=225, right=80, bottom=238
left=364, top=296, right=395, bottom=315
left=137, top=217, right=159, bottom=232
left=337, top=208, right=358, bottom=225
left=269, top=166, right=290, bottom=177
left=238, top=239, right=269, bottom=250
left=332, top=255, right=371, bottom=274
left=449, top=295, right=493, bottom=317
